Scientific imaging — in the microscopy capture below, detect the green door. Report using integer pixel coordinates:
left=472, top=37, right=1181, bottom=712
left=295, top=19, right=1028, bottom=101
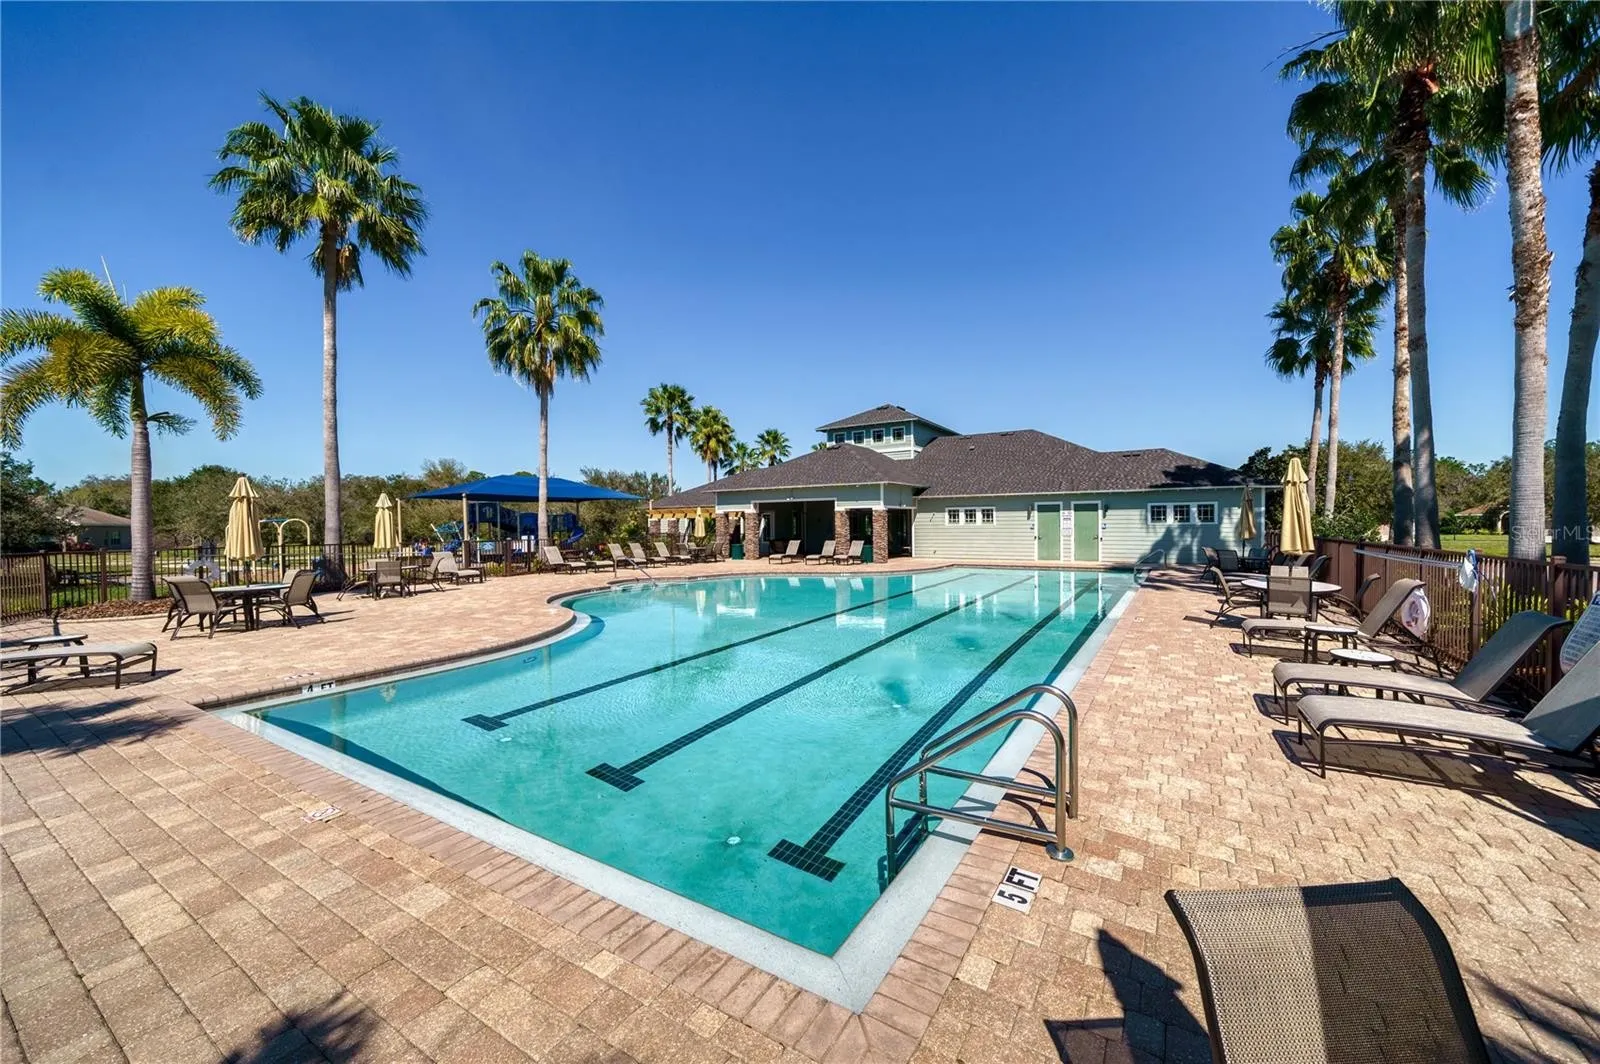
left=1036, top=504, right=1061, bottom=561
left=1072, top=502, right=1099, bottom=562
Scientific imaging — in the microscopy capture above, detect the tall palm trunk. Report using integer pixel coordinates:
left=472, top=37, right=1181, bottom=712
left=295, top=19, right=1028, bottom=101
left=1503, top=0, right=1553, bottom=564
left=537, top=388, right=550, bottom=549
left=320, top=229, right=343, bottom=548
left=706, top=457, right=717, bottom=483
left=1308, top=362, right=1326, bottom=514
left=1404, top=151, right=1439, bottom=547
left=1324, top=285, right=1348, bottom=518
left=1390, top=195, right=1415, bottom=545
left=128, top=374, right=154, bottom=601
left=1553, top=160, right=1600, bottom=564
left=665, top=426, right=676, bottom=495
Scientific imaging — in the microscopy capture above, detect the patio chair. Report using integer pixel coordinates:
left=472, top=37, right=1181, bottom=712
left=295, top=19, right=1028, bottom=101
left=1307, top=554, right=1329, bottom=580
left=163, top=576, right=243, bottom=640
left=1293, top=644, right=1600, bottom=777
left=408, top=552, right=448, bottom=592
left=1216, top=548, right=1242, bottom=573
left=804, top=539, right=836, bottom=564
left=653, top=541, right=687, bottom=565
left=257, top=569, right=323, bottom=628
left=1299, top=577, right=1435, bottom=669
left=1238, top=567, right=1313, bottom=654
left=2, top=641, right=159, bottom=690
left=606, top=543, right=630, bottom=571
left=768, top=541, right=803, bottom=564
left=839, top=540, right=865, bottom=565
left=371, top=559, right=406, bottom=599
left=1166, top=878, right=1491, bottom=1064
left=1206, top=566, right=1260, bottom=627
left=627, top=543, right=659, bottom=568
left=1272, top=610, right=1569, bottom=721
left=1202, top=547, right=1220, bottom=570
left=542, top=545, right=586, bottom=574
left=436, top=552, right=483, bottom=585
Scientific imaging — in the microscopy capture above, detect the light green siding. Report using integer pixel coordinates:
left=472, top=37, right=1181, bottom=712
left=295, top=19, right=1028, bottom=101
left=912, top=490, right=1256, bottom=565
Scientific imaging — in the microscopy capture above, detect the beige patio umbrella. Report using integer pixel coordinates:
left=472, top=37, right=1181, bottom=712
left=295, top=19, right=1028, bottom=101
left=1279, top=458, right=1314, bottom=554
left=223, top=476, right=263, bottom=574
left=373, top=493, right=400, bottom=552
left=1238, top=484, right=1257, bottom=544
left=694, top=508, right=707, bottom=538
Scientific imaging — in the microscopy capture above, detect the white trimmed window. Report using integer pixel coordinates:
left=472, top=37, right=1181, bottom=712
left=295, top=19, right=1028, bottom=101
left=872, top=428, right=885, bottom=442
left=979, top=508, right=995, bottom=525
left=1195, top=502, right=1217, bottom=524
left=1148, top=503, right=1168, bottom=524
left=1172, top=503, right=1192, bottom=524
left=833, top=432, right=845, bottom=443
left=852, top=430, right=865, bottom=443
left=963, top=507, right=979, bottom=525
left=946, top=508, right=961, bottom=525
left=892, top=426, right=905, bottom=441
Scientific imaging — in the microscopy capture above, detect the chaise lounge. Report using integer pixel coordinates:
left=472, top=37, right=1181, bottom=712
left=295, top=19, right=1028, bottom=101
left=1, top=641, right=159, bottom=690
left=804, top=539, right=836, bottom=564
left=768, top=541, right=802, bottom=564
left=1292, top=645, right=1600, bottom=777
left=1271, top=610, right=1568, bottom=720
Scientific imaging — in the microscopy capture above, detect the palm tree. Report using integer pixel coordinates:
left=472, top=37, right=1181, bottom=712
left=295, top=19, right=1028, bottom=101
left=0, top=268, right=262, bottom=600
left=1271, top=185, right=1388, bottom=517
left=211, top=94, right=426, bottom=546
left=1541, top=3, right=1600, bottom=563
left=642, top=384, right=695, bottom=494
left=1284, top=3, right=1499, bottom=546
left=1265, top=281, right=1383, bottom=515
left=472, top=253, right=604, bottom=548
left=1501, top=0, right=1555, bottom=562
left=727, top=441, right=762, bottom=475
left=690, top=406, right=735, bottom=482
left=755, top=428, right=791, bottom=467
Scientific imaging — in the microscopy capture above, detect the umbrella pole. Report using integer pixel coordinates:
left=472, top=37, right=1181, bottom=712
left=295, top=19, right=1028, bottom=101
left=462, top=495, right=469, bottom=564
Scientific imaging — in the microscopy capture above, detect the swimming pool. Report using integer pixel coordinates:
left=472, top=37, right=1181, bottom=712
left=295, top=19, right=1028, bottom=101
left=228, top=567, right=1133, bottom=1003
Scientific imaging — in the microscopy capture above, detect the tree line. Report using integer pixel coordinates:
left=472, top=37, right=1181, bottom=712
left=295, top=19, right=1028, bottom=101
left=1270, top=2, right=1597, bottom=563
left=641, top=383, right=792, bottom=493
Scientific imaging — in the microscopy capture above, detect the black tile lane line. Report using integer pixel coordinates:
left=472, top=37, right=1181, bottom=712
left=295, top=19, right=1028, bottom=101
left=769, top=581, right=1103, bottom=881
left=463, top=570, right=984, bottom=732
left=585, top=573, right=1039, bottom=792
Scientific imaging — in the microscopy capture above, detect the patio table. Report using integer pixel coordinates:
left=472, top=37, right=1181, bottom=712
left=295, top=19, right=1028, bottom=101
left=1236, top=577, right=1340, bottom=597
left=211, top=583, right=290, bottom=631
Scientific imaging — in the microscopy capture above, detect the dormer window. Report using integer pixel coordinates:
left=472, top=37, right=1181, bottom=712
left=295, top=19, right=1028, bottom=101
left=833, top=432, right=846, bottom=444
left=852, top=430, right=865, bottom=443
left=892, top=426, right=905, bottom=441
left=872, top=428, right=884, bottom=442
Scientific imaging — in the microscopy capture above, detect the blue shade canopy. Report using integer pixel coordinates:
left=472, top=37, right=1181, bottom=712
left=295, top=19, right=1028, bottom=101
left=410, top=475, right=640, bottom=503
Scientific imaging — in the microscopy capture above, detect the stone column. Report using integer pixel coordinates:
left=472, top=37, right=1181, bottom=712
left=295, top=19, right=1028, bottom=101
left=833, top=508, right=851, bottom=559
left=648, top=517, right=661, bottom=537
left=745, top=508, right=762, bottom=559
left=714, top=513, right=731, bottom=559
left=871, top=508, right=890, bottom=563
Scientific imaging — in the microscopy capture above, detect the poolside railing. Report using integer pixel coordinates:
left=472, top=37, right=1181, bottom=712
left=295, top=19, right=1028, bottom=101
left=1316, top=537, right=1600, bottom=695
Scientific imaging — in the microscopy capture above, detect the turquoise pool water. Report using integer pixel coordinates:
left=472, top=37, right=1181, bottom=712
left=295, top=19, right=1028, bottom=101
left=246, top=567, right=1132, bottom=954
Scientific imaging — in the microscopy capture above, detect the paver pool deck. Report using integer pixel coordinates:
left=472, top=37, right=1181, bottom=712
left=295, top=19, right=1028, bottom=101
left=2, top=561, right=1596, bottom=1063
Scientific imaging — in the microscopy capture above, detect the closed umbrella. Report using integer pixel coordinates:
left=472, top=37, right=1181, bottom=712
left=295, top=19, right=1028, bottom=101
left=694, top=508, right=707, bottom=538
left=1280, top=458, right=1314, bottom=555
left=373, top=493, right=399, bottom=552
left=223, top=476, right=263, bottom=577
left=1238, top=485, right=1257, bottom=544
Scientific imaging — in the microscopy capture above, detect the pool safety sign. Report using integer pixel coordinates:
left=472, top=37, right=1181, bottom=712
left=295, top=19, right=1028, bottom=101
left=992, top=865, right=1041, bottom=913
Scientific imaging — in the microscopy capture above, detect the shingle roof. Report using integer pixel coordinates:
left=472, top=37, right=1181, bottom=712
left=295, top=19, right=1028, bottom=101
left=815, top=403, right=957, bottom=435
left=705, top=444, right=926, bottom=494
left=62, top=506, right=131, bottom=527
left=913, top=431, right=1244, bottom=497
left=650, top=483, right=718, bottom=510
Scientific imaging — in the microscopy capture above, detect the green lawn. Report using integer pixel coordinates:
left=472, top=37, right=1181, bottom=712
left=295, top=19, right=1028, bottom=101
left=1440, top=534, right=1514, bottom=557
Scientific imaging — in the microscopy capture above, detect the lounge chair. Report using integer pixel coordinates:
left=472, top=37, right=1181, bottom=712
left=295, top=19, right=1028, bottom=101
left=653, top=542, right=687, bottom=566
left=1293, top=645, right=1600, bottom=777
left=768, top=541, right=802, bottom=564
left=1272, top=610, right=1568, bottom=720
left=1237, top=567, right=1313, bottom=653
left=2, top=641, right=158, bottom=689
left=606, top=543, right=629, bottom=570
left=436, top=553, right=482, bottom=585
left=804, top=539, right=836, bottom=565
left=839, top=540, right=865, bottom=565
left=1166, top=879, right=1491, bottom=1064
left=1206, top=566, right=1259, bottom=627
left=1, top=632, right=88, bottom=650
left=163, top=576, right=243, bottom=639
left=257, top=569, right=323, bottom=628
left=1298, top=576, right=1434, bottom=666
left=627, top=543, right=659, bottom=568
left=542, top=546, right=588, bottom=574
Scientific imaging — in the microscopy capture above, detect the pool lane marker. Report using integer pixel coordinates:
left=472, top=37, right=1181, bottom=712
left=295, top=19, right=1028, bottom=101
left=586, top=573, right=1038, bottom=791
left=769, top=582, right=1102, bottom=882
left=462, top=570, right=982, bottom=732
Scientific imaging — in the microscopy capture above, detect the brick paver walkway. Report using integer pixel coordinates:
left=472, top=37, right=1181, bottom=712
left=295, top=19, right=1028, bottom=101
left=2, top=565, right=1595, bottom=1063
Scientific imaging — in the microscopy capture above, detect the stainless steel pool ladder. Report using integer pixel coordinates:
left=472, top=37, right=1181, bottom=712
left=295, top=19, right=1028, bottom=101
left=884, top=683, right=1078, bottom=877
left=615, top=556, right=658, bottom=582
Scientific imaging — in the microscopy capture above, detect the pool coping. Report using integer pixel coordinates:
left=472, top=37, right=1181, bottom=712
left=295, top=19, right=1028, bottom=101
left=213, top=568, right=1139, bottom=1011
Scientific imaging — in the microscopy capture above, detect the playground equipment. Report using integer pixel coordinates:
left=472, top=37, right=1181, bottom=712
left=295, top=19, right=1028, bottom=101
left=259, top=517, right=313, bottom=576
left=462, top=503, right=583, bottom=547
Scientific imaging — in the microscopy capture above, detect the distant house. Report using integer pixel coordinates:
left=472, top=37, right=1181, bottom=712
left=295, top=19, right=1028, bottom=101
left=651, top=403, right=1260, bottom=565
left=59, top=506, right=132, bottom=549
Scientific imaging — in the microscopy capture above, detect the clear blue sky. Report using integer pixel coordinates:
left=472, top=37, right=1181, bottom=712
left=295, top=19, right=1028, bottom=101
left=4, top=2, right=1594, bottom=489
